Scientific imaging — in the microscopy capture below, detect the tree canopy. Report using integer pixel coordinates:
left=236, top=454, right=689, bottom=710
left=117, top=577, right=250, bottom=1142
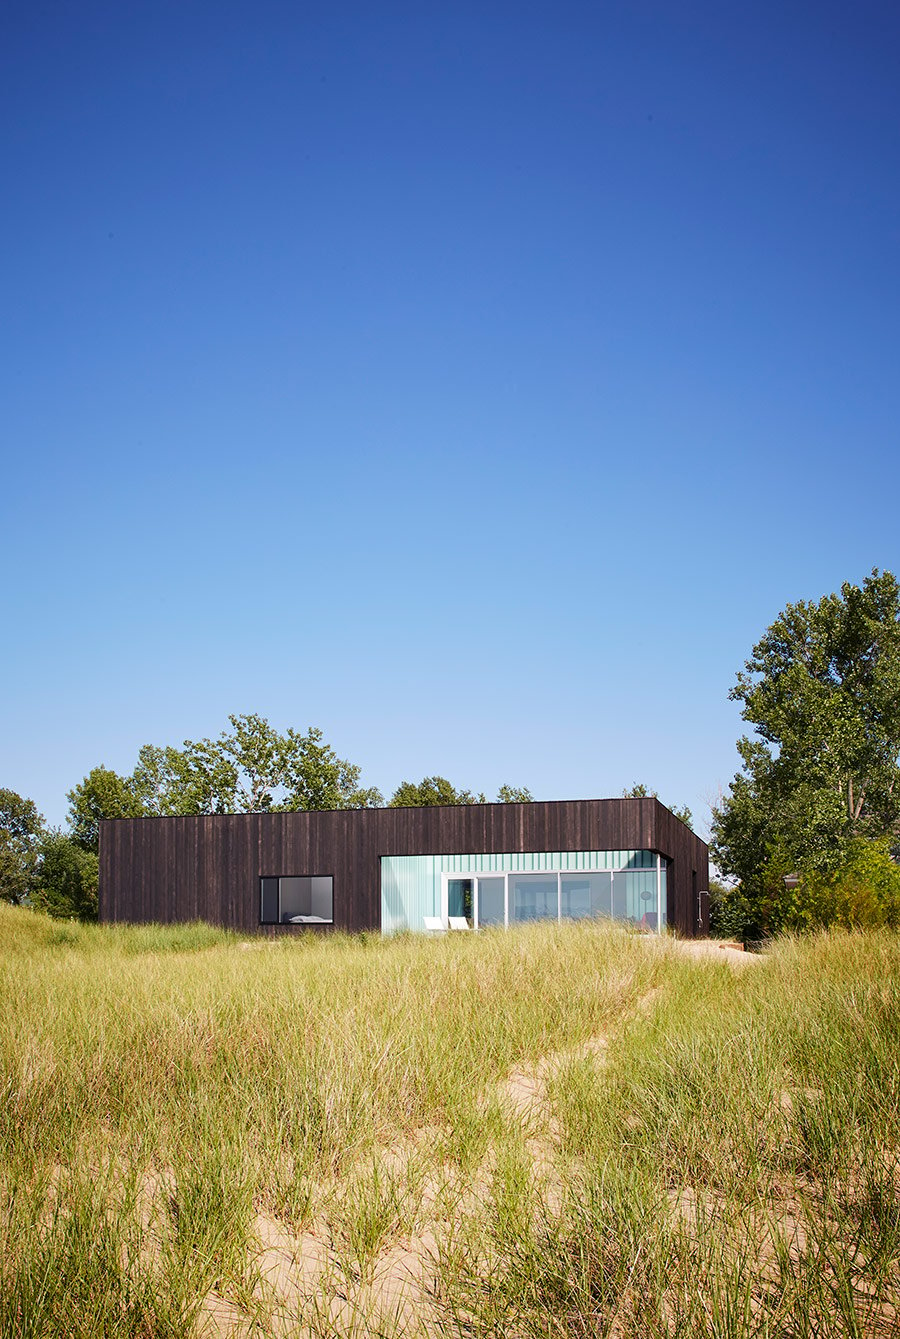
left=64, top=721, right=535, bottom=863
left=68, top=766, right=145, bottom=853
left=711, top=569, right=900, bottom=934
left=496, top=784, right=535, bottom=804
left=387, top=777, right=533, bottom=807
left=68, top=714, right=385, bottom=853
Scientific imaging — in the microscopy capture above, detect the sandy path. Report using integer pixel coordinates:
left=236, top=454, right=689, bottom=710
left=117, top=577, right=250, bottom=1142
left=198, top=940, right=759, bottom=1336
left=659, top=936, right=765, bottom=968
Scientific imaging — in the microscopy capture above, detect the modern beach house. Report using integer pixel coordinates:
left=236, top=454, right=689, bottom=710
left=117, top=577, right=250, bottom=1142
left=99, top=797, right=709, bottom=937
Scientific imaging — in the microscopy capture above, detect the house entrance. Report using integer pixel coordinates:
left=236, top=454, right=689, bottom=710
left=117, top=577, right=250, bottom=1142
left=446, top=876, right=505, bottom=928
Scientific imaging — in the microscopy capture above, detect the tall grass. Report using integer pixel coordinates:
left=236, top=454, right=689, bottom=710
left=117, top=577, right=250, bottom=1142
left=444, top=933, right=900, bottom=1338
left=1, top=906, right=898, bottom=1336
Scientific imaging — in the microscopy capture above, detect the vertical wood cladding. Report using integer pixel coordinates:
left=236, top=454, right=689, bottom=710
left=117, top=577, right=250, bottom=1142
left=99, top=798, right=709, bottom=937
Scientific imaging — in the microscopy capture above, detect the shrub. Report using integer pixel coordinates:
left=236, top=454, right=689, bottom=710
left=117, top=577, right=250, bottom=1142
left=783, top=838, right=900, bottom=932
left=31, top=832, right=99, bottom=921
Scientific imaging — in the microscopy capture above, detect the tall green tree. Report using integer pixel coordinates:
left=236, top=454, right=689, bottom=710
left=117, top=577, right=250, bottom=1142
left=214, top=713, right=290, bottom=811
left=68, top=766, right=145, bottom=854
left=188, top=715, right=384, bottom=811
left=0, top=789, right=44, bottom=904
left=280, top=725, right=383, bottom=811
left=67, top=716, right=383, bottom=852
left=711, top=569, right=900, bottom=930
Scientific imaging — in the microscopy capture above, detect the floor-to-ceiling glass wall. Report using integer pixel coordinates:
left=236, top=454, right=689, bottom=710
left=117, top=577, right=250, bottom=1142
left=560, top=871, right=612, bottom=919
left=477, top=877, right=505, bottom=928
left=510, top=873, right=558, bottom=923
left=460, top=864, right=664, bottom=930
left=380, top=851, right=667, bottom=934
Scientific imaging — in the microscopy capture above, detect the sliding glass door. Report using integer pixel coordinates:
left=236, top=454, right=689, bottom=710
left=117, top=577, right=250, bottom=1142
left=446, top=876, right=505, bottom=927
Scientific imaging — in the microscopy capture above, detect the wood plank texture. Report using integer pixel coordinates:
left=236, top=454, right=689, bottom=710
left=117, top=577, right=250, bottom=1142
left=99, top=799, right=710, bottom=937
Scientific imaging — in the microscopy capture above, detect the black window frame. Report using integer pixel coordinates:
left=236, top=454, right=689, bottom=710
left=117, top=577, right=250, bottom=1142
left=259, top=874, right=334, bottom=926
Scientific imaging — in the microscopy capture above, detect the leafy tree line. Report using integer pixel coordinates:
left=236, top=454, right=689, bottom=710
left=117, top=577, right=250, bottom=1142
left=710, top=569, right=900, bottom=938
left=19, top=566, right=900, bottom=942
left=66, top=714, right=536, bottom=852
left=1, top=714, right=535, bottom=919
left=66, top=714, right=386, bottom=853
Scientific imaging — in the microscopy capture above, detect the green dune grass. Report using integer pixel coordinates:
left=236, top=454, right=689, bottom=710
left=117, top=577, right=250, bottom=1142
left=1, top=905, right=897, bottom=1336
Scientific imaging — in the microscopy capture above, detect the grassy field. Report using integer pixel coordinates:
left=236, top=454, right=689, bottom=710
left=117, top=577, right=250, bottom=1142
left=1, top=907, right=898, bottom=1338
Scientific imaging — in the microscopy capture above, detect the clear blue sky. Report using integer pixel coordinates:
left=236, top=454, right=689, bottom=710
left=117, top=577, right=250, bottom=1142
left=2, top=0, right=898, bottom=835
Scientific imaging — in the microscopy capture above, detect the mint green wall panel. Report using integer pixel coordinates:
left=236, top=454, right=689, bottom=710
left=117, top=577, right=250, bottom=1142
left=381, top=854, right=441, bottom=934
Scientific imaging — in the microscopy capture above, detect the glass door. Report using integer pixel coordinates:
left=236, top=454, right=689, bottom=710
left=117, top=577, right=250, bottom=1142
left=447, top=878, right=473, bottom=926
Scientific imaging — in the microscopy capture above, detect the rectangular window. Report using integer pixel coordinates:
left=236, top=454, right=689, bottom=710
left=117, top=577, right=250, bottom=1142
left=260, top=876, right=333, bottom=925
left=627, top=870, right=659, bottom=928
left=510, top=873, right=558, bottom=923
left=561, top=871, right=612, bottom=919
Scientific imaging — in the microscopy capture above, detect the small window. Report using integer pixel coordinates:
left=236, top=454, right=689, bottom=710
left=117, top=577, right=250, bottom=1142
left=260, top=876, right=333, bottom=925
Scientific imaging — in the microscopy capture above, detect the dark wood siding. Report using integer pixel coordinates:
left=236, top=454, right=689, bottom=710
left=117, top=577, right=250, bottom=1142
left=99, top=798, right=710, bottom=937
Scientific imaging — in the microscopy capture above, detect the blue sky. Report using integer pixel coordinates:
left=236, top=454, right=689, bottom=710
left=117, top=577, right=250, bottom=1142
left=2, top=0, right=898, bottom=835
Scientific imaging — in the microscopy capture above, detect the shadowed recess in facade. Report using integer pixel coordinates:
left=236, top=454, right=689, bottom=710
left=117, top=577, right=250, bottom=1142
left=381, top=850, right=665, bottom=934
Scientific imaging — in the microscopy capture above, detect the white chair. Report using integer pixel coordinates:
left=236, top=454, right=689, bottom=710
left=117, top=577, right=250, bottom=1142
left=423, top=916, right=445, bottom=934
left=448, top=916, right=471, bottom=931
